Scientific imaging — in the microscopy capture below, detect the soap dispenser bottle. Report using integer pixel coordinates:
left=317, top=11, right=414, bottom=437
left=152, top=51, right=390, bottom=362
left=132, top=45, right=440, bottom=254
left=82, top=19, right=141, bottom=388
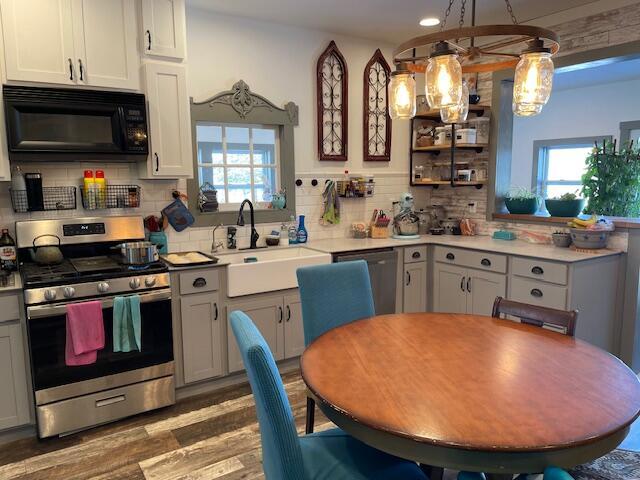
left=296, top=215, right=308, bottom=244
left=288, top=215, right=298, bottom=244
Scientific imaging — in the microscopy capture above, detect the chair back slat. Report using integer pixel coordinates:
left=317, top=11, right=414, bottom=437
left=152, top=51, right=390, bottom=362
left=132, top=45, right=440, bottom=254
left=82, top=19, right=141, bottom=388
left=492, top=296, right=578, bottom=336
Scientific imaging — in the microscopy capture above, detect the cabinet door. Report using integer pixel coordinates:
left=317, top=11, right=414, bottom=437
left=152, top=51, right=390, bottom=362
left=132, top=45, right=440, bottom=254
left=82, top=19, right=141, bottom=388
left=0, top=86, right=9, bottom=181
left=0, top=324, right=30, bottom=430
left=180, top=292, right=223, bottom=384
left=433, top=263, right=467, bottom=314
left=141, top=62, right=193, bottom=178
left=227, top=296, right=285, bottom=373
left=141, top=0, right=186, bottom=60
left=284, top=293, right=305, bottom=359
left=467, top=269, right=507, bottom=316
left=70, top=0, right=139, bottom=90
left=403, top=262, right=427, bottom=313
left=0, top=0, right=76, bottom=84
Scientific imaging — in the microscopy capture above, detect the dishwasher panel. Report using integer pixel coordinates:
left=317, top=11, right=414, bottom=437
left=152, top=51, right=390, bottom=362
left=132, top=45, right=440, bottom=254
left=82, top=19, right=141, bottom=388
left=333, top=249, right=397, bottom=314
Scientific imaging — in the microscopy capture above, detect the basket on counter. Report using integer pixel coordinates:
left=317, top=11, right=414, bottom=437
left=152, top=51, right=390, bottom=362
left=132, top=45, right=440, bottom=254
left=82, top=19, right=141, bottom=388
left=81, top=184, right=141, bottom=210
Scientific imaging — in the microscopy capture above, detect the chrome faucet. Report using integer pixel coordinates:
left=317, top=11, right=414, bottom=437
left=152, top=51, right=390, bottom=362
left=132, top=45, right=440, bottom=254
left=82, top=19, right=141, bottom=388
left=211, top=223, right=224, bottom=253
left=237, top=199, right=260, bottom=249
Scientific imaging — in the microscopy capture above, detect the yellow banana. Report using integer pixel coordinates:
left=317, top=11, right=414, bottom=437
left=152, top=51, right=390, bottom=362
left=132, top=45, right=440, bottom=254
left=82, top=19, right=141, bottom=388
left=572, top=214, right=597, bottom=228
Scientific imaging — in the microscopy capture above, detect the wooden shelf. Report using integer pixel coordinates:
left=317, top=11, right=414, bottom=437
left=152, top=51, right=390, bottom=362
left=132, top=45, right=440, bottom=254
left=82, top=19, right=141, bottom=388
left=413, top=143, right=488, bottom=153
left=414, top=105, right=491, bottom=121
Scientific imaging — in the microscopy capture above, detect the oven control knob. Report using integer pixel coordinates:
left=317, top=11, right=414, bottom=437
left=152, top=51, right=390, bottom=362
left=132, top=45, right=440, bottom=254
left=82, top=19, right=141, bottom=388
left=129, top=278, right=141, bottom=290
left=145, top=276, right=157, bottom=287
left=63, top=287, right=76, bottom=298
left=97, top=282, right=110, bottom=293
left=44, top=289, right=57, bottom=301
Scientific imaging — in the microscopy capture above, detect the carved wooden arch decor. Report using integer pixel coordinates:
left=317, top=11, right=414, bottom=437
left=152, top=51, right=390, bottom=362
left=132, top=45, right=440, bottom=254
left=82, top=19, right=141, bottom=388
left=317, top=40, right=348, bottom=161
left=363, top=49, right=392, bottom=162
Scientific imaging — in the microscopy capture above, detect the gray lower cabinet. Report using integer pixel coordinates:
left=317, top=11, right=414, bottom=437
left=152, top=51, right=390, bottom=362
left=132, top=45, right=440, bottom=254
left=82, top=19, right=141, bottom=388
left=180, top=292, right=223, bottom=384
left=403, top=262, right=428, bottom=313
left=433, top=263, right=506, bottom=316
left=0, top=322, right=30, bottom=430
left=283, top=293, right=305, bottom=358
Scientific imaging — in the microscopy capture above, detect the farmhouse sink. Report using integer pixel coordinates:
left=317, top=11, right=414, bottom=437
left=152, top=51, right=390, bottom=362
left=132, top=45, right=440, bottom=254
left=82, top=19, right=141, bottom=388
left=223, top=247, right=331, bottom=297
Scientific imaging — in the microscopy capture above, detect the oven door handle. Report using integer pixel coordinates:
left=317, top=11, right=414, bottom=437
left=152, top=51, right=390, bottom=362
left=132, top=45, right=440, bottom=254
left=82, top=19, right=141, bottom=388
left=27, top=289, right=172, bottom=320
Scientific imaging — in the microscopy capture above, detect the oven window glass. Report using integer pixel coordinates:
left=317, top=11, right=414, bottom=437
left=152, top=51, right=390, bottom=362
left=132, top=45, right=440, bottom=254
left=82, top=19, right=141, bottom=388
left=20, top=112, right=114, bottom=144
left=28, top=298, right=173, bottom=391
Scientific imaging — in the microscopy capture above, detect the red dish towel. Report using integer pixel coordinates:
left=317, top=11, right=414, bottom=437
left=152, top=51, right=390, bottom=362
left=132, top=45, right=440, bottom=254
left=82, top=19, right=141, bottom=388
left=65, top=301, right=105, bottom=366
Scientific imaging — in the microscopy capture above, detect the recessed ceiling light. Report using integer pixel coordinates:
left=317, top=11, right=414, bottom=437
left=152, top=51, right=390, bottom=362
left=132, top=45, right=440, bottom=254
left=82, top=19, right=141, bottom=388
left=419, top=17, right=440, bottom=27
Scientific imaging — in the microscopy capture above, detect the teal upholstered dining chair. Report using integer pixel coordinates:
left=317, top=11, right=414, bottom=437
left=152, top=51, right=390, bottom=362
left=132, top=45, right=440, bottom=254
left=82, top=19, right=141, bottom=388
left=296, top=260, right=375, bottom=434
left=229, top=310, right=427, bottom=480
left=459, top=467, right=574, bottom=479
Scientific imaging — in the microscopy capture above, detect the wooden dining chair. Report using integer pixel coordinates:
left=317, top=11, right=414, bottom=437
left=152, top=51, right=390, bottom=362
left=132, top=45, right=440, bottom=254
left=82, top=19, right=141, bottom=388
left=492, top=296, right=578, bottom=336
left=296, top=260, right=375, bottom=434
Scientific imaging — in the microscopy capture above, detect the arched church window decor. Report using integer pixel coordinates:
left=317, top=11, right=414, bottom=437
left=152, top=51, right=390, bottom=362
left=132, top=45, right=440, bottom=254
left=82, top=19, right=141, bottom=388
left=317, top=41, right=348, bottom=161
left=363, top=49, right=391, bottom=161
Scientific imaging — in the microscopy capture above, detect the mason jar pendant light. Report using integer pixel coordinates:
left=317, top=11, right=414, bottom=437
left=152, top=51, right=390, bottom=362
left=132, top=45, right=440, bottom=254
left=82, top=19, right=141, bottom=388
left=440, top=81, right=469, bottom=124
left=389, top=62, right=417, bottom=120
left=512, top=38, right=554, bottom=117
left=425, top=41, right=462, bottom=109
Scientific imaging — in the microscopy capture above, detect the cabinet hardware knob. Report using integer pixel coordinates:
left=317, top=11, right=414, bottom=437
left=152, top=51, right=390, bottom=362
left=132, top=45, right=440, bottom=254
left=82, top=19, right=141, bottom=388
left=286, top=305, right=291, bottom=322
left=146, top=30, right=152, bottom=50
left=192, top=277, right=207, bottom=288
left=278, top=306, right=283, bottom=323
left=214, top=302, right=218, bottom=321
left=481, top=258, right=491, bottom=267
left=530, top=288, right=543, bottom=298
left=412, top=251, right=421, bottom=259
left=446, top=252, right=455, bottom=260
left=531, top=266, right=544, bottom=275
left=155, top=152, right=159, bottom=172
left=406, top=271, right=411, bottom=286
left=460, top=276, right=465, bottom=292
left=78, top=59, right=84, bottom=81
left=68, top=58, right=74, bottom=80
left=467, top=277, right=471, bottom=293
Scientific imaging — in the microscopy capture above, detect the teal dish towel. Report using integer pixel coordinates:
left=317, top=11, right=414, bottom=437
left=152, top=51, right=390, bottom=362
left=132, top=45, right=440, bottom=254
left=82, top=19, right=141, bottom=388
left=113, top=295, right=142, bottom=352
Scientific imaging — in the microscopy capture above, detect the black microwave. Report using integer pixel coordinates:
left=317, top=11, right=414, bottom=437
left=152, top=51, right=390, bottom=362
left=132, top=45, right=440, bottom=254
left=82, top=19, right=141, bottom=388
left=3, top=85, right=149, bottom=160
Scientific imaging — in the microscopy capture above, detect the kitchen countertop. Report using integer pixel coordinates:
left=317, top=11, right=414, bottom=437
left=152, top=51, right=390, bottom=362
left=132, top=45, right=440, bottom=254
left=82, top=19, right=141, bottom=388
left=0, top=272, right=22, bottom=292
left=306, top=235, right=622, bottom=263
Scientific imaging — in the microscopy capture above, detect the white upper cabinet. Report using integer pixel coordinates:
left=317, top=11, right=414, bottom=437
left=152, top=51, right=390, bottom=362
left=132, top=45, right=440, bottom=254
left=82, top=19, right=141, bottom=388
left=141, top=0, right=186, bottom=60
left=141, top=62, right=193, bottom=178
left=0, top=0, right=139, bottom=89
left=0, top=0, right=76, bottom=85
left=70, top=0, right=139, bottom=89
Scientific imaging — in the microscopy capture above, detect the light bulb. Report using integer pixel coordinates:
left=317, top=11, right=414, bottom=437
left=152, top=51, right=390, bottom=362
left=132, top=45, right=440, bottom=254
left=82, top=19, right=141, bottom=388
left=440, top=82, right=469, bottom=124
left=513, top=42, right=554, bottom=117
left=389, top=68, right=416, bottom=119
left=425, top=42, right=462, bottom=109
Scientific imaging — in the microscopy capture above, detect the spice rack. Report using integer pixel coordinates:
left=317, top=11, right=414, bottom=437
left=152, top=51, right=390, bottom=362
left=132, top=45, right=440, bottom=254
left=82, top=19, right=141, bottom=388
left=9, top=186, right=77, bottom=213
left=80, top=184, right=141, bottom=210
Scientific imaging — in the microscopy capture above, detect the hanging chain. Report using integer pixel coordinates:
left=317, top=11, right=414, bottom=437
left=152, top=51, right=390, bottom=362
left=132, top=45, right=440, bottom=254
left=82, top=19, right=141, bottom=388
left=504, top=0, right=518, bottom=24
left=440, top=0, right=456, bottom=30
left=458, top=0, right=467, bottom=29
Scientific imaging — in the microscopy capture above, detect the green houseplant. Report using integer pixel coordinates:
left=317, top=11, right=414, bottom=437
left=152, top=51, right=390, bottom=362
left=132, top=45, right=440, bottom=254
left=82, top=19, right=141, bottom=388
left=581, top=140, right=640, bottom=217
left=504, top=187, right=540, bottom=214
left=545, top=192, right=586, bottom=217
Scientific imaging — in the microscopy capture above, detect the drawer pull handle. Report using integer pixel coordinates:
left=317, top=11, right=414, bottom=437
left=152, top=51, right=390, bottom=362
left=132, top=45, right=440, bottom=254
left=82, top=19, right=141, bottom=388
left=412, top=251, right=421, bottom=259
left=481, top=258, right=491, bottom=267
left=96, top=395, right=126, bottom=408
left=466, top=277, right=471, bottom=293
left=530, top=288, right=543, bottom=298
left=192, top=277, right=207, bottom=288
left=446, top=253, right=455, bottom=260
left=286, top=305, right=291, bottom=322
left=460, top=276, right=465, bottom=292
left=278, top=306, right=283, bottom=323
left=531, top=266, right=544, bottom=275
left=214, top=302, right=218, bottom=321
left=406, top=271, right=411, bottom=286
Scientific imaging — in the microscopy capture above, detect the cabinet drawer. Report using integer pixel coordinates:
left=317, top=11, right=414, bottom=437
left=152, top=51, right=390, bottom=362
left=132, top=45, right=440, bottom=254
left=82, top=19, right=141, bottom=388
left=509, top=277, right=567, bottom=310
left=434, top=246, right=507, bottom=273
left=179, top=269, right=220, bottom=295
left=404, top=246, right=427, bottom=264
left=511, top=257, right=568, bottom=285
left=0, top=294, right=20, bottom=324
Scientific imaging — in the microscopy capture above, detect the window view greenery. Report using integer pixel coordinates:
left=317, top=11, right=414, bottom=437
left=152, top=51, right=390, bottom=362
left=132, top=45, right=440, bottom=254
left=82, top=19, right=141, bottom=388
left=536, top=143, right=592, bottom=199
left=196, top=124, right=279, bottom=210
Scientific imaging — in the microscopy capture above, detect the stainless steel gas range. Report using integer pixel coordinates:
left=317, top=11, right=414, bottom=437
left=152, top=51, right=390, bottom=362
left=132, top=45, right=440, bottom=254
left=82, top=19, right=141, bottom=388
left=15, top=216, right=175, bottom=438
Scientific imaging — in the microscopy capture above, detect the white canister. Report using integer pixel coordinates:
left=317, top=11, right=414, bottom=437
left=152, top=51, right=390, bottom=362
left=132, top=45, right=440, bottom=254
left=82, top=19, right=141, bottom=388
left=469, top=117, right=490, bottom=144
left=434, top=126, right=452, bottom=145
left=455, top=128, right=477, bottom=144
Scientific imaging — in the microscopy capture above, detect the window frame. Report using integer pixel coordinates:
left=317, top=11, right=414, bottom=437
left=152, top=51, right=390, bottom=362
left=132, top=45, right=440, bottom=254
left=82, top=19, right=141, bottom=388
left=187, top=80, right=298, bottom=227
left=532, top=136, right=612, bottom=202
left=620, top=121, right=640, bottom=145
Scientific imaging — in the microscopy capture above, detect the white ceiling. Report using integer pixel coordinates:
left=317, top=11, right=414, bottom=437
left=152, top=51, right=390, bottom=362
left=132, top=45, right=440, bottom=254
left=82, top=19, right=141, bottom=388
left=187, top=0, right=598, bottom=44
left=554, top=57, right=640, bottom=91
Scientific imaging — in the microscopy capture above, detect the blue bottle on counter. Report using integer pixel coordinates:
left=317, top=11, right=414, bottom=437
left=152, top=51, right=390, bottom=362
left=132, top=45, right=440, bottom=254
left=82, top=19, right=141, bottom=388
left=296, top=215, right=308, bottom=244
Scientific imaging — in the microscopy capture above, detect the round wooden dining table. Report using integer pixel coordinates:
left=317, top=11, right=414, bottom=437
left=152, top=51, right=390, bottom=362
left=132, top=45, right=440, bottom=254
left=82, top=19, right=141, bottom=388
left=300, top=313, right=640, bottom=479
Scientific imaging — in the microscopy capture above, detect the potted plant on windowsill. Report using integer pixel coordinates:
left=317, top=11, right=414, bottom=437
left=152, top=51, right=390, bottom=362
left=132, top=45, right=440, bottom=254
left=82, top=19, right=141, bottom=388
left=504, top=187, right=540, bottom=215
left=545, top=192, right=586, bottom=217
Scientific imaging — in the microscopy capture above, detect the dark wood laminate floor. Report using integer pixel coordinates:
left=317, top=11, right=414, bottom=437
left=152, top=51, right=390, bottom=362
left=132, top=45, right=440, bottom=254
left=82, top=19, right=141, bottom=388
left=0, top=371, right=332, bottom=480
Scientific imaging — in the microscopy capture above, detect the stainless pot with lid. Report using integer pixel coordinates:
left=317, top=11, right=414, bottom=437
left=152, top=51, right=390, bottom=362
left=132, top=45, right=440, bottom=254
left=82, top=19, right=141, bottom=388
left=113, top=241, right=161, bottom=265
